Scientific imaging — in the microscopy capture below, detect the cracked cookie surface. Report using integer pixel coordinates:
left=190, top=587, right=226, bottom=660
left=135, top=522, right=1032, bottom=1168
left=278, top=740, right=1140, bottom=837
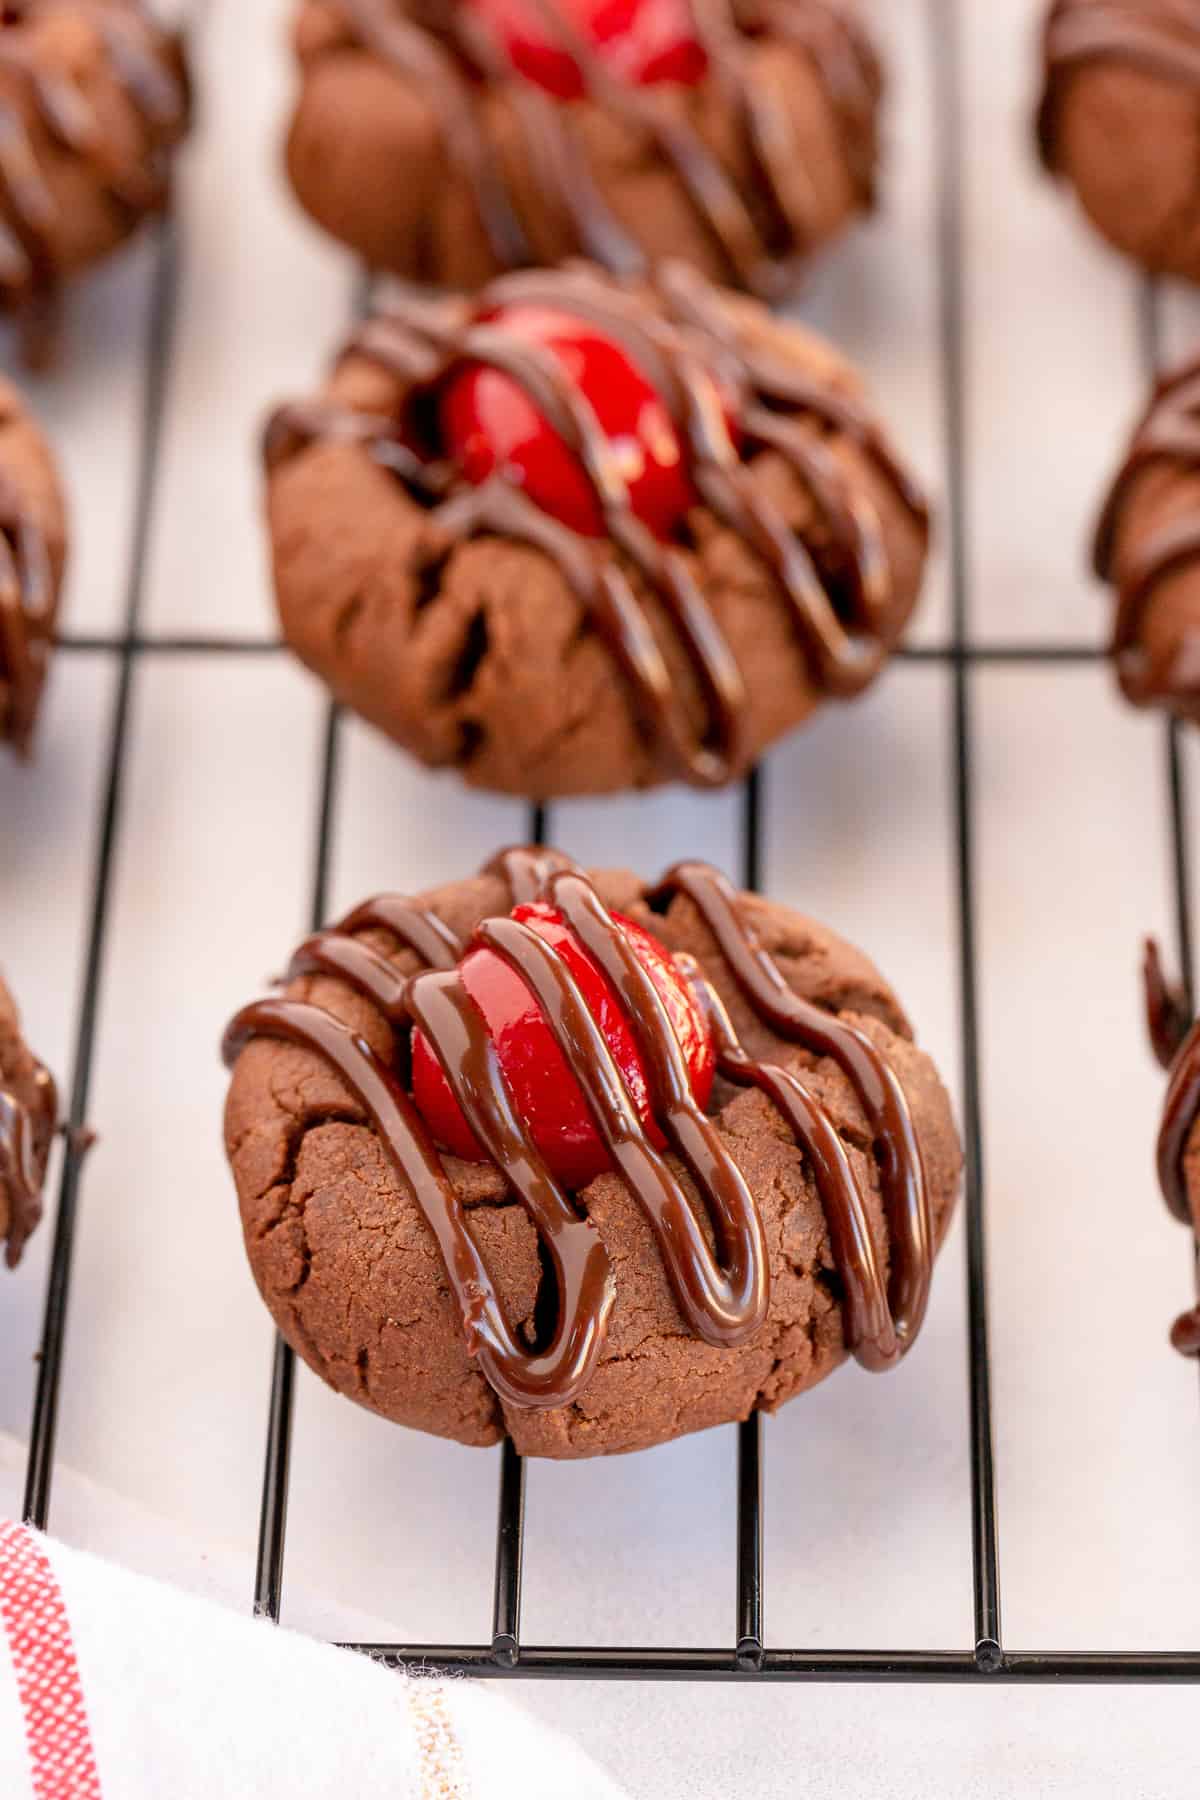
left=265, top=268, right=929, bottom=799
left=224, top=865, right=961, bottom=1458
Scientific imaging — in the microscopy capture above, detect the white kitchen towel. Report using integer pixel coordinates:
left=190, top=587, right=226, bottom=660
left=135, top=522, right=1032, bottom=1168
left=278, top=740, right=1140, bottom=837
left=0, top=1519, right=630, bottom=1799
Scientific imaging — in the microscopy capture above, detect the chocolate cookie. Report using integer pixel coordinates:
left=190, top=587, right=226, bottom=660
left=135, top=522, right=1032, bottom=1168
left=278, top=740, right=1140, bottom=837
left=265, top=263, right=929, bottom=798
left=1093, top=355, right=1200, bottom=719
left=0, top=970, right=56, bottom=1267
left=1037, top=0, right=1200, bottom=283
left=223, top=848, right=961, bottom=1458
left=285, top=0, right=879, bottom=298
left=0, top=377, right=68, bottom=757
left=0, top=2, right=190, bottom=359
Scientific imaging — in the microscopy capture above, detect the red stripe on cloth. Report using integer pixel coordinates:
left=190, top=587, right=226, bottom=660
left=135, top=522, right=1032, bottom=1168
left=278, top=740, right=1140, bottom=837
left=0, top=1521, right=101, bottom=1800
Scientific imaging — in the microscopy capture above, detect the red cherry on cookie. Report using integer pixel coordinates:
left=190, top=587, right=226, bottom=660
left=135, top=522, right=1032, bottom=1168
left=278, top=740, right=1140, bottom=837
left=440, top=303, right=733, bottom=540
left=469, top=0, right=708, bottom=99
left=411, top=901, right=715, bottom=1190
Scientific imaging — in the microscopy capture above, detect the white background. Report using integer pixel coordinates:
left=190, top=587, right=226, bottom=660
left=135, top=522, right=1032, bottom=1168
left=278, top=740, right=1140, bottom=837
left=3, top=0, right=1200, bottom=1793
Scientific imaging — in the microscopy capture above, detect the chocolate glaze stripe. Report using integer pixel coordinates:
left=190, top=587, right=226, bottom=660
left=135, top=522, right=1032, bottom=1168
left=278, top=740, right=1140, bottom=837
left=263, top=397, right=453, bottom=498
left=0, top=473, right=53, bottom=756
left=482, top=267, right=896, bottom=690
left=280, top=887, right=616, bottom=1411
left=1095, top=358, right=1200, bottom=709
left=1144, top=936, right=1192, bottom=1072
left=267, top=267, right=924, bottom=784
left=0, top=1058, right=55, bottom=1267
left=224, top=995, right=612, bottom=1409
left=337, top=0, right=532, bottom=272
left=652, top=860, right=933, bottom=1357
left=435, top=312, right=752, bottom=763
left=482, top=844, right=581, bottom=905
left=1136, top=943, right=1200, bottom=1355
left=762, top=0, right=877, bottom=201
left=404, top=966, right=616, bottom=1402
left=1038, top=0, right=1200, bottom=170
left=1154, top=1026, right=1200, bottom=1225
left=685, top=0, right=879, bottom=294
left=521, top=870, right=768, bottom=1341
left=652, top=257, right=930, bottom=521
left=97, top=4, right=189, bottom=131
left=434, top=477, right=739, bottom=784
left=451, top=0, right=653, bottom=275
left=224, top=851, right=934, bottom=1410
left=724, top=407, right=887, bottom=693
left=526, top=0, right=767, bottom=291
left=287, top=894, right=463, bottom=1022
left=331, top=0, right=876, bottom=297
left=692, top=964, right=899, bottom=1367
left=507, top=75, right=646, bottom=274
left=339, top=892, right=464, bottom=969
left=0, top=4, right=188, bottom=305
left=1151, top=1012, right=1200, bottom=1356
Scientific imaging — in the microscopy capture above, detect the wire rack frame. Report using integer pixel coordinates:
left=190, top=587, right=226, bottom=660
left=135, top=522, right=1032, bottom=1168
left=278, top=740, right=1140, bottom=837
left=18, top=0, right=1200, bottom=1683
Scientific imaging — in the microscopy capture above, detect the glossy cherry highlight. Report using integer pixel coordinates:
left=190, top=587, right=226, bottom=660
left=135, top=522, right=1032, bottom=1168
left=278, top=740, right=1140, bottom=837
left=410, top=901, right=715, bottom=1189
left=468, top=0, right=708, bottom=99
left=439, top=302, right=735, bottom=541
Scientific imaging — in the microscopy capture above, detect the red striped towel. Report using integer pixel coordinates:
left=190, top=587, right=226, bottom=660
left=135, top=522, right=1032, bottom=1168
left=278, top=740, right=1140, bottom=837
left=0, top=1519, right=628, bottom=1799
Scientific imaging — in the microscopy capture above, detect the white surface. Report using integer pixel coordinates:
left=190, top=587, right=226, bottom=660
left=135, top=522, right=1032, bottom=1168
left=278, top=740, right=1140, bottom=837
left=1, top=0, right=1200, bottom=1794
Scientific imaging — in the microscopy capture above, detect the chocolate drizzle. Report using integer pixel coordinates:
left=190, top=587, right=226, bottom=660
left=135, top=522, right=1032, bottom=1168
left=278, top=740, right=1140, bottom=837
left=0, top=461, right=54, bottom=755
left=0, top=2, right=188, bottom=355
left=1037, top=0, right=1200, bottom=171
left=326, top=0, right=878, bottom=298
left=223, top=850, right=933, bottom=1409
left=1094, top=357, right=1200, bottom=714
left=0, top=1047, right=55, bottom=1267
left=1144, top=936, right=1192, bottom=1072
left=1142, top=939, right=1200, bottom=1355
left=654, top=861, right=932, bottom=1367
left=265, top=263, right=927, bottom=788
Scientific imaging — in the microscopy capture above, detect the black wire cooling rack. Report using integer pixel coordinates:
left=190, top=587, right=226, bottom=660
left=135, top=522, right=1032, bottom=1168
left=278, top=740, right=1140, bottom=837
left=18, top=0, right=1200, bottom=1683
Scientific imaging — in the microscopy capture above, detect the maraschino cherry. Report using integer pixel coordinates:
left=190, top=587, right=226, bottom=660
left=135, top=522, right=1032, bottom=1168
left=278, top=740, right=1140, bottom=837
left=468, top=0, right=708, bottom=100
left=411, top=901, right=715, bottom=1190
left=439, top=303, right=736, bottom=541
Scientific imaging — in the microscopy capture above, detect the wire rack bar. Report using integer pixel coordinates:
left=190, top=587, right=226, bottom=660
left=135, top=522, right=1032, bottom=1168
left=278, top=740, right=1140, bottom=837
left=253, top=1337, right=297, bottom=1622
left=335, top=1644, right=1200, bottom=1682
left=52, top=633, right=1112, bottom=665
left=491, top=1439, right=527, bottom=1666
left=21, top=223, right=183, bottom=1531
left=930, top=0, right=1002, bottom=1667
left=252, top=704, right=343, bottom=1621
left=735, top=1416, right=764, bottom=1669
left=252, top=266, right=376, bottom=1622
left=733, top=766, right=765, bottom=1665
